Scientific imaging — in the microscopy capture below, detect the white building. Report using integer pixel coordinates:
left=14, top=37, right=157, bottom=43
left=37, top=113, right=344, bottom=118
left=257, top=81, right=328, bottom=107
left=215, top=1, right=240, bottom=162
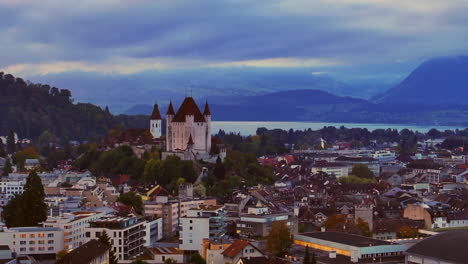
left=85, top=215, right=147, bottom=261
left=164, top=97, right=211, bottom=159
left=311, top=162, right=349, bottom=178
left=145, top=217, right=163, bottom=247
left=150, top=104, right=162, bottom=139
left=0, top=227, right=64, bottom=259
left=42, top=211, right=106, bottom=250
left=0, top=178, right=25, bottom=199
left=432, top=216, right=468, bottom=229
left=179, top=205, right=226, bottom=253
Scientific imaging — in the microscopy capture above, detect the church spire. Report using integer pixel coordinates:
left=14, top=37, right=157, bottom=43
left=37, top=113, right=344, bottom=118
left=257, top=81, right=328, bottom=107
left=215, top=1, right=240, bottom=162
left=167, top=101, right=175, bottom=115
left=203, top=100, right=211, bottom=116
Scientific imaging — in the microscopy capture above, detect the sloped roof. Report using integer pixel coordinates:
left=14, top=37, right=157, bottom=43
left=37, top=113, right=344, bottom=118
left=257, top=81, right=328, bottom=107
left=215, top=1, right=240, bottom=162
left=167, top=101, right=175, bottom=115
left=222, top=240, right=250, bottom=257
left=406, top=230, right=468, bottom=262
left=56, top=239, right=108, bottom=264
left=150, top=104, right=162, bottom=120
left=172, top=97, right=206, bottom=122
left=203, top=101, right=211, bottom=115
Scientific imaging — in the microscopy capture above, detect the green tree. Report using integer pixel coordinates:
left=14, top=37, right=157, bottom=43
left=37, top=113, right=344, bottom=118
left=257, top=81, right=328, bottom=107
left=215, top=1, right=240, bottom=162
left=303, top=246, right=311, bottom=264
left=2, top=159, right=12, bottom=176
left=351, top=164, right=374, bottom=179
left=213, top=156, right=226, bottom=180
left=397, top=225, right=418, bottom=238
left=164, top=259, right=177, bottom=264
left=117, top=192, right=143, bottom=213
left=3, top=171, right=47, bottom=227
left=6, top=130, right=16, bottom=154
left=143, top=158, right=164, bottom=184
left=0, top=139, right=6, bottom=157
left=98, top=231, right=118, bottom=264
left=267, top=221, right=293, bottom=257
left=189, top=252, right=206, bottom=264
left=356, top=218, right=372, bottom=237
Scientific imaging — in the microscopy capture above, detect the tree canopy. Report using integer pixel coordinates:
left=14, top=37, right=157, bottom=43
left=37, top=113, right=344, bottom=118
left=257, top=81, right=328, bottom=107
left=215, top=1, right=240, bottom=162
left=266, top=221, right=293, bottom=257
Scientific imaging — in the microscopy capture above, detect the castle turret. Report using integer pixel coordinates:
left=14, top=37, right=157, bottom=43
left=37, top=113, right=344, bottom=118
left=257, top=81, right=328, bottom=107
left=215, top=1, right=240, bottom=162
left=150, top=103, right=162, bottom=139
left=166, top=101, right=175, bottom=151
left=203, top=101, right=212, bottom=153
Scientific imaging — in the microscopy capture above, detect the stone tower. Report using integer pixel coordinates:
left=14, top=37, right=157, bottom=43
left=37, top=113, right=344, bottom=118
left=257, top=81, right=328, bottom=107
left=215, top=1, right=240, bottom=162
left=150, top=103, right=162, bottom=139
left=354, top=203, right=374, bottom=231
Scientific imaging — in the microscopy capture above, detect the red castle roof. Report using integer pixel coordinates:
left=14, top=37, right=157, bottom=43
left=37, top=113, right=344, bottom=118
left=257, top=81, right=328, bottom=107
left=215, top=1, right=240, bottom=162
left=203, top=101, right=211, bottom=116
left=172, top=97, right=206, bottom=122
left=167, top=101, right=175, bottom=115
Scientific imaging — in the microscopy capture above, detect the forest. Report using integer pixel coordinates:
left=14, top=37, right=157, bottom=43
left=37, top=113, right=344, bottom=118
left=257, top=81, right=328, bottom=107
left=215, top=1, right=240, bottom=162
left=0, top=72, right=147, bottom=142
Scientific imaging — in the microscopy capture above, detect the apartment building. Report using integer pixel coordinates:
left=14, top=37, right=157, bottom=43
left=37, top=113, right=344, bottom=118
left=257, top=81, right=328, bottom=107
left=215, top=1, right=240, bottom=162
left=179, top=205, right=226, bottom=252
left=86, top=215, right=146, bottom=261
left=42, top=211, right=106, bottom=250
left=0, top=227, right=64, bottom=259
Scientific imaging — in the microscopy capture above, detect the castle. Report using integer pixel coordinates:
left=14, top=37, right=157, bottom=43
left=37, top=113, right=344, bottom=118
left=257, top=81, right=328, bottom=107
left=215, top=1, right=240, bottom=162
left=150, top=97, right=222, bottom=161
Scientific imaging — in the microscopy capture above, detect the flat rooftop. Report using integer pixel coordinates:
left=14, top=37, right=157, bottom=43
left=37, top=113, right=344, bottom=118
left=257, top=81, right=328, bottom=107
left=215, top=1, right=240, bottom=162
left=298, top=232, right=395, bottom=247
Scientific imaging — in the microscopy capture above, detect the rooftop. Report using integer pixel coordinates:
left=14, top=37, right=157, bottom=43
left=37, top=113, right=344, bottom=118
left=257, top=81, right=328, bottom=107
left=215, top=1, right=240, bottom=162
left=56, top=239, right=108, bottom=264
left=405, top=229, right=468, bottom=263
left=298, top=232, right=394, bottom=247
left=9, top=227, right=61, bottom=232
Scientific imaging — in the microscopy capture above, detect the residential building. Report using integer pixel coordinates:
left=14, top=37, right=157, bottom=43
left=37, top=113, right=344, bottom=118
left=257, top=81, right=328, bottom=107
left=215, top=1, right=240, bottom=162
left=0, top=227, right=64, bottom=259
left=179, top=205, right=226, bottom=252
left=42, top=211, right=106, bottom=250
left=86, top=215, right=146, bottom=261
left=147, top=247, right=184, bottom=264
left=334, top=156, right=380, bottom=176
left=0, top=178, right=25, bottom=199
left=144, top=199, right=179, bottom=238
left=201, top=239, right=235, bottom=264
left=311, top=162, right=349, bottom=178
left=221, top=239, right=264, bottom=264
left=145, top=217, right=163, bottom=247
left=238, top=212, right=297, bottom=238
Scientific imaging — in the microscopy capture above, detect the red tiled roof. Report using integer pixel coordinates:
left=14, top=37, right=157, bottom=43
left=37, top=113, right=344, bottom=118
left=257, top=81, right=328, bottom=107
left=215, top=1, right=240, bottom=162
left=172, top=97, right=206, bottom=122
left=222, top=240, right=250, bottom=257
left=167, top=101, right=175, bottom=115
left=150, top=104, right=162, bottom=120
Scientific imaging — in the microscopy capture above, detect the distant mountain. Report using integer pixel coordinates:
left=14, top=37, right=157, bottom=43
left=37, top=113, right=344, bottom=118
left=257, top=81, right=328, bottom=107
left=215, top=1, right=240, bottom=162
left=375, top=56, right=468, bottom=105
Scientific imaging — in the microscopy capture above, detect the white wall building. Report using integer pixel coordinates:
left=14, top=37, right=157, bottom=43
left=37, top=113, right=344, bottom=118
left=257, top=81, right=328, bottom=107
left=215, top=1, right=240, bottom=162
left=0, top=227, right=64, bottom=258
left=179, top=205, right=226, bottom=253
left=432, top=216, right=468, bottom=229
left=0, top=179, right=25, bottom=199
left=42, top=211, right=106, bottom=250
left=85, top=215, right=147, bottom=261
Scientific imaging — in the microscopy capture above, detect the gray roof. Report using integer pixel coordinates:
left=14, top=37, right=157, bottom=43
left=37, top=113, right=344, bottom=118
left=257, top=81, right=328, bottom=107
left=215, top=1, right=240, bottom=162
left=405, top=230, right=468, bottom=263
left=10, top=227, right=60, bottom=232
left=298, top=232, right=394, bottom=247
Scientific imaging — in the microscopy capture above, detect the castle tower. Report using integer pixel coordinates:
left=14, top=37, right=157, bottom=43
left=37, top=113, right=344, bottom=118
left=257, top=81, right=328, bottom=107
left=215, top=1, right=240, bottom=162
left=354, top=203, right=374, bottom=231
left=203, top=101, right=212, bottom=153
left=166, top=101, right=175, bottom=151
left=150, top=103, right=162, bottom=139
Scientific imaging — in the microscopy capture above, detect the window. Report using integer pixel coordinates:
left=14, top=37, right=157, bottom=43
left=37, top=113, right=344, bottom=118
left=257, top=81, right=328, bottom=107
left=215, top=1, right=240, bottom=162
left=189, top=226, right=193, bottom=230
left=20, top=248, right=26, bottom=252
left=20, top=241, right=26, bottom=245
left=29, top=241, right=35, bottom=245
left=48, top=240, right=54, bottom=244
left=48, top=247, right=54, bottom=251
left=29, top=234, right=35, bottom=238
left=38, top=240, right=45, bottom=244
left=29, top=247, right=35, bottom=251
left=20, top=234, right=26, bottom=238
left=38, top=247, right=45, bottom=251
left=48, top=234, right=54, bottom=238
left=38, top=233, right=45, bottom=238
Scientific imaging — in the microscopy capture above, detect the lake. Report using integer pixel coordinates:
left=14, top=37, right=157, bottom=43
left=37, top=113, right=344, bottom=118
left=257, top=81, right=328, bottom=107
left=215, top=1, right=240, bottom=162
left=212, top=121, right=466, bottom=136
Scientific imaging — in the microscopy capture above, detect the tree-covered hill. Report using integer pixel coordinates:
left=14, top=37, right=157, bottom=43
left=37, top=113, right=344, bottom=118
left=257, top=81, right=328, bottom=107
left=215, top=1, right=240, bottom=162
left=0, top=72, right=148, bottom=142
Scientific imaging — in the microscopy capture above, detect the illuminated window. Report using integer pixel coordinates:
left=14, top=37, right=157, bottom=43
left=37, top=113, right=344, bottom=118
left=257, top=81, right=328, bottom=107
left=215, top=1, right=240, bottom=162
left=29, top=234, right=35, bottom=238
left=38, top=233, right=45, bottom=238
left=20, top=234, right=26, bottom=238
left=38, top=240, right=45, bottom=244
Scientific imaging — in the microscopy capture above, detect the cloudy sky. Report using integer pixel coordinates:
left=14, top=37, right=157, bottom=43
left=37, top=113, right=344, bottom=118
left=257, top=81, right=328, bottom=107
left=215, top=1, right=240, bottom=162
left=1, top=0, right=468, bottom=112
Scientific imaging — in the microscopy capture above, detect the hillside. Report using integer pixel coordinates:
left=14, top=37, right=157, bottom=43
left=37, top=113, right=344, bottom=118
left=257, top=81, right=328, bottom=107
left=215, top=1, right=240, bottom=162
left=375, top=56, right=468, bottom=105
left=0, top=72, right=147, bottom=141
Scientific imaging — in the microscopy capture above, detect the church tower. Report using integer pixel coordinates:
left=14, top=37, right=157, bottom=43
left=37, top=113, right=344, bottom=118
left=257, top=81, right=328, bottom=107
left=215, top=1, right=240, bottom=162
left=150, top=103, right=162, bottom=139
left=203, top=101, right=212, bottom=153
left=166, top=101, right=175, bottom=151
